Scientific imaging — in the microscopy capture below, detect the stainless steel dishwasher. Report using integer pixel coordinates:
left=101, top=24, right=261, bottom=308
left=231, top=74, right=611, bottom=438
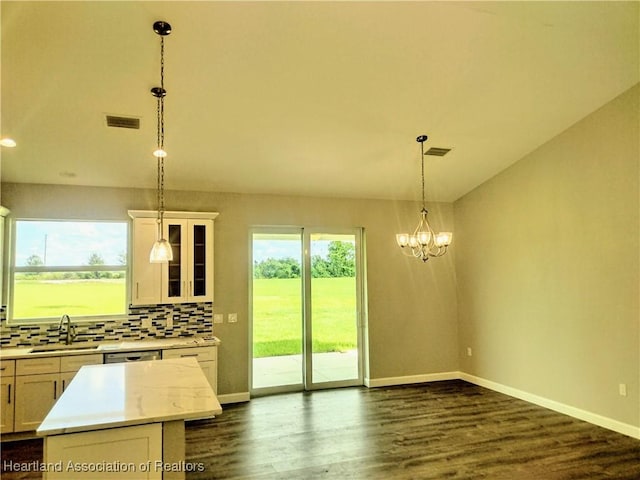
left=104, top=350, right=162, bottom=363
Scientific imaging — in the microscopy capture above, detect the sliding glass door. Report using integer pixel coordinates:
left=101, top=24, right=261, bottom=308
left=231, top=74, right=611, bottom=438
left=251, top=230, right=304, bottom=392
left=304, top=231, right=361, bottom=388
left=251, top=228, right=363, bottom=395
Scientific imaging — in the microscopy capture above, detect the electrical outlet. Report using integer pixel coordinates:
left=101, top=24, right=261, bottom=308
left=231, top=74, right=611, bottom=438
left=228, top=313, right=238, bottom=323
left=467, top=347, right=473, bottom=357
left=166, top=316, right=173, bottom=328
left=213, top=314, right=224, bottom=324
left=619, top=383, right=627, bottom=397
left=141, top=318, right=151, bottom=329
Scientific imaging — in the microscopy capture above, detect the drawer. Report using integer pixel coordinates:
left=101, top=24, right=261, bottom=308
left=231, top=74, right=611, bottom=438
left=60, top=354, right=103, bottom=373
left=16, top=356, right=61, bottom=376
left=162, top=346, right=216, bottom=363
left=0, top=359, right=16, bottom=377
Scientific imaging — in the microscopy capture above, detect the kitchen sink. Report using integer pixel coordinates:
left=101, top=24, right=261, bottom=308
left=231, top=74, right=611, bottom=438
left=30, top=344, right=101, bottom=353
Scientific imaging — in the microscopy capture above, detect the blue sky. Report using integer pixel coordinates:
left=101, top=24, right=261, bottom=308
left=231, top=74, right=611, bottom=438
left=16, top=220, right=127, bottom=267
left=16, top=221, right=347, bottom=267
left=253, top=239, right=302, bottom=263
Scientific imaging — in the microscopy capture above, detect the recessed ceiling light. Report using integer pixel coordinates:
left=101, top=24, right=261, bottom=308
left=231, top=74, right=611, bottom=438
left=0, top=138, right=17, bottom=147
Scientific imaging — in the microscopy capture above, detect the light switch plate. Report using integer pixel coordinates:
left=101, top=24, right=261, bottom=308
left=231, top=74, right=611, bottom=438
left=166, top=316, right=173, bottom=328
left=228, top=313, right=238, bottom=323
left=213, top=314, right=224, bottom=324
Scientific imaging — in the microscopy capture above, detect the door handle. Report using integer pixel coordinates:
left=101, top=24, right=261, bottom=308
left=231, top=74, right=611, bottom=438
left=53, top=380, right=58, bottom=399
left=7, top=384, right=11, bottom=404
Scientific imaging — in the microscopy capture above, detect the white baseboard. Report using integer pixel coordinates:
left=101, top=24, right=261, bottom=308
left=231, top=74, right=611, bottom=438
left=460, top=372, right=640, bottom=440
left=218, top=375, right=639, bottom=439
left=365, top=371, right=459, bottom=388
left=217, top=392, right=250, bottom=405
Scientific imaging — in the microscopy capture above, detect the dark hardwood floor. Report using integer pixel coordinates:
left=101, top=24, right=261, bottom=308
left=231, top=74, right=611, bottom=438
left=2, top=381, right=639, bottom=479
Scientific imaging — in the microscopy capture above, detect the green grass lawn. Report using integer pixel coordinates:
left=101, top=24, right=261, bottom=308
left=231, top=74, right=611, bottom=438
left=12, top=279, right=127, bottom=320
left=13, top=277, right=357, bottom=358
left=252, top=277, right=358, bottom=358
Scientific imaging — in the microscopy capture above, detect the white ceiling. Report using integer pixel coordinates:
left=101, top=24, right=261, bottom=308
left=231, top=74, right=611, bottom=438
left=1, top=1, right=638, bottom=202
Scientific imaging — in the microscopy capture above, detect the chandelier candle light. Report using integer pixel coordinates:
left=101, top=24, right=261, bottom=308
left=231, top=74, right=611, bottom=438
left=396, top=135, right=452, bottom=262
left=149, top=20, right=173, bottom=263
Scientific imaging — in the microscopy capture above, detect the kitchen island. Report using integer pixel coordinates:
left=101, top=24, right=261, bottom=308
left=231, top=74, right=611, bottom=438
left=36, top=357, right=221, bottom=479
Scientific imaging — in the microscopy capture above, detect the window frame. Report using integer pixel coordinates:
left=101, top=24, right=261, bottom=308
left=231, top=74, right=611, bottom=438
left=8, top=218, right=130, bottom=324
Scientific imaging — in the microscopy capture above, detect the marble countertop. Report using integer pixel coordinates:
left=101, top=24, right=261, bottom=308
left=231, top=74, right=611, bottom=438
left=0, top=336, right=221, bottom=360
left=37, top=357, right=222, bottom=436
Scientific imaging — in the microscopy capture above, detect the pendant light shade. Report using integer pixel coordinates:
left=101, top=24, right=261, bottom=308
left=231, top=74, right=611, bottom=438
left=150, top=237, right=173, bottom=263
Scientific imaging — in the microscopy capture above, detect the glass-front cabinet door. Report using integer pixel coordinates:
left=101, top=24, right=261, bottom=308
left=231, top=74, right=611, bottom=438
left=191, top=222, right=208, bottom=298
left=162, top=219, right=214, bottom=304
left=164, top=220, right=187, bottom=302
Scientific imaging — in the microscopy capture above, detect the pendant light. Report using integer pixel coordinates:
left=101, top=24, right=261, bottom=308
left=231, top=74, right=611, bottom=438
left=396, top=135, right=452, bottom=262
left=149, top=20, right=173, bottom=263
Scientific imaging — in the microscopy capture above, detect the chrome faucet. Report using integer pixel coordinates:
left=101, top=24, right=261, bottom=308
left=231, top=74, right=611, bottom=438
left=59, top=314, right=77, bottom=345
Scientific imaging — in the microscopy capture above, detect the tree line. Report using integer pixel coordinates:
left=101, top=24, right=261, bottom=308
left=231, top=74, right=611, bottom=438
left=254, top=241, right=355, bottom=279
left=18, top=252, right=126, bottom=280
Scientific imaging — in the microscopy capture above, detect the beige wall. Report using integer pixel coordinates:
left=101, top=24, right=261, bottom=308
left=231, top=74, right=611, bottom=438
left=4, top=85, right=636, bottom=429
left=1, top=183, right=458, bottom=395
left=454, top=84, right=639, bottom=427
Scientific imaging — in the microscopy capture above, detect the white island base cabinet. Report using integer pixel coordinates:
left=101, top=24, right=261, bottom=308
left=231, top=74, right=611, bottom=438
left=38, top=359, right=220, bottom=480
left=43, top=421, right=189, bottom=480
left=43, top=423, right=162, bottom=480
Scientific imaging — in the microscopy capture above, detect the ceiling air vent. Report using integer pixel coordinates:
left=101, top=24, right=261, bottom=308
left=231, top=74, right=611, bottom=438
left=425, top=147, right=452, bottom=157
left=105, top=115, right=140, bottom=129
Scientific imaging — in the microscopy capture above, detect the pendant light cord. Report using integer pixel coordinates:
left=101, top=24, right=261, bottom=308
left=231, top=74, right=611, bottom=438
left=420, top=138, right=426, bottom=210
left=156, top=35, right=166, bottom=236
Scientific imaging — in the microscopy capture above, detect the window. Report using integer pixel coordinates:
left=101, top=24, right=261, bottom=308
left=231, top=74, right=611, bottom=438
left=10, top=220, right=128, bottom=323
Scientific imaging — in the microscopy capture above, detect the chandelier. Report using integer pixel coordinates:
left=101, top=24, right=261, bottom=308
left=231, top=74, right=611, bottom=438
left=396, top=135, right=452, bottom=262
left=149, top=20, right=173, bottom=263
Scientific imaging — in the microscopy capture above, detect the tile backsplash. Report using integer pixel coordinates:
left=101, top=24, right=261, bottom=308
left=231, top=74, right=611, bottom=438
left=0, top=303, right=213, bottom=347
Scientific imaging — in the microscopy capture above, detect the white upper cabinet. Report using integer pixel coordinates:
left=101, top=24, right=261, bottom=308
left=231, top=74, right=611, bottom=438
left=128, top=211, right=218, bottom=305
left=131, top=217, right=162, bottom=305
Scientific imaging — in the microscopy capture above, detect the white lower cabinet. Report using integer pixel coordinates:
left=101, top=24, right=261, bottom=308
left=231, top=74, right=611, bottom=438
left=14, top=357, right=61, bottom=433
left=13, top=354, right=102, bottom=433
left=162, top=346, right=217, bottom=394
left=14, top=373, right=61, bottom=433
left=1, top=360, right=16, bottom=434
